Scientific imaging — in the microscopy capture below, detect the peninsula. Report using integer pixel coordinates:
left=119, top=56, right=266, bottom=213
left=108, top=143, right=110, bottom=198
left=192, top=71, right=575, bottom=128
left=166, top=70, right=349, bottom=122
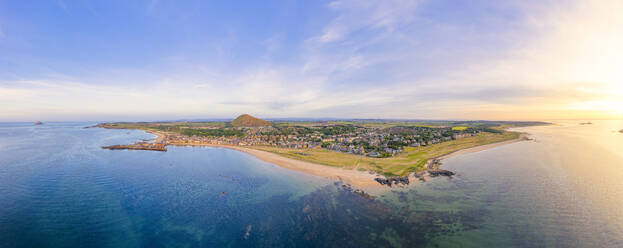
left=99, top=114, right=546, bottom=187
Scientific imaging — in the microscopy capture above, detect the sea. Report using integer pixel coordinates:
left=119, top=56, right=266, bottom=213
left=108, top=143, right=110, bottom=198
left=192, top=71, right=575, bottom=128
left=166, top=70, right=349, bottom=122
left=0, top=120, right=622, bottom=247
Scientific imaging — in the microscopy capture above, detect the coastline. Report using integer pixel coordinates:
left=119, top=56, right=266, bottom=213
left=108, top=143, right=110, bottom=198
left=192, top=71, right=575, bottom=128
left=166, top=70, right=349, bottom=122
left=411, top=133, right=527, bottom=181
left=170, top=142, right=382, bottom=189
left=140, top=130, right=382, bottom=189
left=138, top=127, right=381, bottom=189
left=137, top=129, right=529, bottom=189
left=435, top=133, right=528, bottom=162
left=144, top=129, right=166, bottom=143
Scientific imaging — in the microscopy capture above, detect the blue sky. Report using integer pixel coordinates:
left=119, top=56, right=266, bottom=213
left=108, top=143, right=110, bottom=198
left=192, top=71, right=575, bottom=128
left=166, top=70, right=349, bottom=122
left=1, top=0, right=622, bottom=121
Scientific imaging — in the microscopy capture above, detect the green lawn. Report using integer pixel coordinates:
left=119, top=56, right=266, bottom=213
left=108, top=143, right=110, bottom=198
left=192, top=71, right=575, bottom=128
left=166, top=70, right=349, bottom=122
left=252, top=131, right=520, bottom=176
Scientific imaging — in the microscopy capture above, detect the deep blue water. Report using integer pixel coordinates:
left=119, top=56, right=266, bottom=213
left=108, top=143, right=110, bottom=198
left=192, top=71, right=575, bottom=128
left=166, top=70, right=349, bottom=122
left=1, top=121, right=622, bottom=247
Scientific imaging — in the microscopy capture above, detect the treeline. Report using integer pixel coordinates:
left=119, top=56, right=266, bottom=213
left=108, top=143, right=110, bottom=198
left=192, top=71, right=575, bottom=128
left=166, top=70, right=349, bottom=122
left=148, top=125, right=244, bottom=137
left=319, top=125, right=357, bottom=135
left=261, top=125, right=356, bottom=136
left=478, top=127, right=503, bottom=134
left=180, top=128, right=245, bottom=137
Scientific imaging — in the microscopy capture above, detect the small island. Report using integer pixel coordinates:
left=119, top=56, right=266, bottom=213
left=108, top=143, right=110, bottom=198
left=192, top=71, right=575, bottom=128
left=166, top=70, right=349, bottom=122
left=98, top=114, right=547, bottom=187
left=619, top=129, right=623, bottom=133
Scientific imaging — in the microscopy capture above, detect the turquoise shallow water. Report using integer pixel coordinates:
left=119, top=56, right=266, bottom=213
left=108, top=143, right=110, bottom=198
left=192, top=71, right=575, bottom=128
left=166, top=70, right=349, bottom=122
left=0, top=121, right=622, bottom=247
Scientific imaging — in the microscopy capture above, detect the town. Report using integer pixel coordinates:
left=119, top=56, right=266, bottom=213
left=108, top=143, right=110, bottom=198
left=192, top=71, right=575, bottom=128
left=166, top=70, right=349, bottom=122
left=153, top=124, right=482, bottom=158
left=98, top=115, right=539, bottom=177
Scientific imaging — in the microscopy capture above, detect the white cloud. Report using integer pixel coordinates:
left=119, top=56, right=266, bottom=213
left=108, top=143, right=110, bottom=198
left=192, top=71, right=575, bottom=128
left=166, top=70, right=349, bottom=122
left=444, top=0, right=623, bottom=118
left=2, top=0, right=622, bottom=121
left=313, top=0, right=420, bottom=44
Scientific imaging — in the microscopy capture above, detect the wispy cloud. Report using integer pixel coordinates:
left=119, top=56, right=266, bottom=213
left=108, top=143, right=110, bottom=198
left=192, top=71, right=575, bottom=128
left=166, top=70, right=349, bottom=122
left=312, top=0, right=419, bottom=43
left=1, top=0, right=621, bottom=121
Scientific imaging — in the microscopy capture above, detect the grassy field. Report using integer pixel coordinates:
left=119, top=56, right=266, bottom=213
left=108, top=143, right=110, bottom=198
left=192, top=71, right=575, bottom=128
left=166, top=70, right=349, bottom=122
left=252, top=131, right=520, bottom=177
left=98, top=120, right=533, bottom=177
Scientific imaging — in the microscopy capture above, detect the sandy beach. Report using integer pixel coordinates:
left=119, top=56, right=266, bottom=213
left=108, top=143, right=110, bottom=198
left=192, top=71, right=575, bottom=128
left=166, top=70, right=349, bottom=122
left=418, top=133, right=529, bottom=182
left=145, top=131, right=379, bottom=189
left=166, top=141, right=380, bottom=189
left=436, top=133, right=528, bottom=160
left=145, top=130, right=166, bottom=143
left=143, top=130, right=528, bottom=189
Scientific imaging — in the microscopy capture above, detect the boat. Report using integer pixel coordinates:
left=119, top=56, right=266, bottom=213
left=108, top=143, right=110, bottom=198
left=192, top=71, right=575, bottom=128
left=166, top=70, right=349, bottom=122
left=34, top=121, right=43, bottom=125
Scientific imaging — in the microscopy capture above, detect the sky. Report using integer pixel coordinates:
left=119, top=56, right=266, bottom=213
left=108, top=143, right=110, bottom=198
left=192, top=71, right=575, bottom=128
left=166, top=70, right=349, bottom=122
left=0, top=0, right=622, bottom=121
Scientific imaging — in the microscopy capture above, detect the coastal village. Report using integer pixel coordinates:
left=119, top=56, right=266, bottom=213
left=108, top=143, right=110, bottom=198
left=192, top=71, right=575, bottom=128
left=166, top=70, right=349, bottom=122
left=99, top=114, right=541, bottom=187
left=102, top=114, right=483, bottom=158
left=160, top=125, right=480, bottom=158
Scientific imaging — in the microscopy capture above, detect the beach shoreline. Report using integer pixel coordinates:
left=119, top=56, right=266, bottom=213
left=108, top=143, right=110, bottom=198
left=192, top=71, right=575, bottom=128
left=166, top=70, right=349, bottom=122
left=137, top=129, right=529, bottom=190
left=142, top=128, right=380, bottom=189
left=169, top=142, right=382, bottom=189
left=427, top=133, right=529, bottom=167
left=415, top=133, right=529, bottom=183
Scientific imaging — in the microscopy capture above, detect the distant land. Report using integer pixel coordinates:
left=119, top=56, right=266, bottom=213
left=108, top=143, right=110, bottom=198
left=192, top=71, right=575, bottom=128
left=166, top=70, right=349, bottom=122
left=98, top=114, right=548, bottom=188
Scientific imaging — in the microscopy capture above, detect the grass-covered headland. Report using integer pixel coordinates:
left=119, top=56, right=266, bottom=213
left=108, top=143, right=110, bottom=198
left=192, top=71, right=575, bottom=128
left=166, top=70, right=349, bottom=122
left=98, top=115, right=546, bottom=177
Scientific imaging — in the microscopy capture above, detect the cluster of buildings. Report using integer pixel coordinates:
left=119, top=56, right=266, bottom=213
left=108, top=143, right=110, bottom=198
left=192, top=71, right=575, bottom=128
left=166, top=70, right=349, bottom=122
left=317, top=126, right=478, bottom=157
left=160, top=125, right=480, bottom=157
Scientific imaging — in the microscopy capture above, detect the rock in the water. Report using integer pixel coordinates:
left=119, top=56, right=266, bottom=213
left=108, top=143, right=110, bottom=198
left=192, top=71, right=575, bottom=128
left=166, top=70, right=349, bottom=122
left=428, top=169, right=455, bottom=177
left=244, top=225, right=252, bottom=239
left=374, top=176, right=409, bottom=187
left=302, top=204, right=312, bottom=213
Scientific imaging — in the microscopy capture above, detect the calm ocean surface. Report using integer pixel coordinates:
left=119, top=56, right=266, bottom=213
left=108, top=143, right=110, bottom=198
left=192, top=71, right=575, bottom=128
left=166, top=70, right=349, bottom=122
left=1, top=121, right=622, bottom=247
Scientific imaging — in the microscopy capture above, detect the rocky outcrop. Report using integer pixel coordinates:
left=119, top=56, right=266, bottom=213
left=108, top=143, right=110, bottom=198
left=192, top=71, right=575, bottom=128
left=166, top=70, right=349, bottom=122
left=426, top=158, right=455, bottom=177
left=374, top=176, right=409, bottom=187
left=334, top=181, right=373, bottom=199
left=428, top=169, right=455, bottom=177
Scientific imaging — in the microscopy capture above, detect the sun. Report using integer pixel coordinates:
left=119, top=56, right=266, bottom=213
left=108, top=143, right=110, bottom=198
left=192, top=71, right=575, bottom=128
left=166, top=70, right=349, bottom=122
left=605, top=82, right=623, bottom=116
left=570, top=99, right=623, bottom=118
